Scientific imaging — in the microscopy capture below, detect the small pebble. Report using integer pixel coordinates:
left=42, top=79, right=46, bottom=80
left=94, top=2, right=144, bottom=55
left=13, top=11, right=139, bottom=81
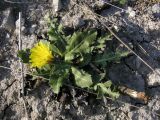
left=152, top=4, right=160, bottom=14
left=127, top=7, right=136, bottom=18
left=29, top=24, right=37, bottom=34
left=147, top=69, right=160, bottom=86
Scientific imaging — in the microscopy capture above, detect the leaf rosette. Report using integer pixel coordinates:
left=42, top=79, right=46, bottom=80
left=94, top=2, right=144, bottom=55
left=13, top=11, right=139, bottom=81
left=18, top=19, right=129, bottom=98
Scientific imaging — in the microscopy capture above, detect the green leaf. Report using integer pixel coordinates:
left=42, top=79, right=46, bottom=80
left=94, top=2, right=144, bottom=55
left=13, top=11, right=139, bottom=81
left=58, top=24, right=64, bottom=34
left=113, top=51, right=130, bottom=62
left=66, top=31, right=83, bottom=51
left=71, top=67, right=93, bottom=88
left=64, top=53, right=75, bottom=61
left=49, top=63, right=70, bottom=94
left=50, top=78, right=62, bottom=94
left=79, top=53, right=92, bottom=67
left=50, top=44, right=63, bottom=56
left=51, top=62, right=71, bottom=75
left=93, top=52, right=111, bottom=66
left=103, top=81, right=112, bottom=88
left=119, top=0, right=127, bottom=5
left=94, top=51, right=130, bottom=65
left=93, top=72, right=106, bottom=83
left=95, top=34, right=112, bottom=49
left=48, top=21, right=66, bottom=53
left=49, top=72, right=68, bottom=94
left=94, top=81, right=119, bottom=99
left=18, top=49, right=30, bottom=63
left=65, top=30, right=97, bottom=61
left=48, top=27, right=59, bottom=42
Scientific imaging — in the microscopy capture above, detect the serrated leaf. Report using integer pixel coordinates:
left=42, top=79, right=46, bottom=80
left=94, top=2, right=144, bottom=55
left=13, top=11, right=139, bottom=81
left=79, top=53, right=92, bottom=67
left=51, top=62, right=70, bottom=75
left=103, top=80, right=112, bottom=88
left=65, top=30, right=97, bottom=61
left=94, top=51, right=130, bottom=65
left=64, top=52, right=75, bottom=61
left=95, top=33, right=112, bottom=50
left=119, top=0, right=126, bottom=5
left=49, top=77, right=62, bottom=94
left=48, top=21, right=66, bottom=53
left=49, top=63, right=70, bottom=94
left=93, top=52, right=110, bottom=66
left=94, top=81, right=119, bottom=99
left=71, top=67, right=93, bottom=88
left=49, top=72, right=68, bottom=94
left=113, top=51, right=130, bottom=62
left=94, top=81, right=111, bottom=91
left=18, top=49, right=30, bottom=63
left=58, top=24, right=64, bottom=34
left=66, top=30, right=97, bottom=52
left=66, top=35, right=71, bottom=41
left=50, top=44, right=63, bottom=56
left=95, top=73, right=106, bottom=82
left=48, top=27, right=60, bottom=42
left=87, top=67, right=106, bottom=83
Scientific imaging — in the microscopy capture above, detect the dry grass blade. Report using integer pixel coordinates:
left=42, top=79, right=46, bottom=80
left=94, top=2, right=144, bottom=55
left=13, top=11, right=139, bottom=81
left=18, top=12, right=29, bottom=120
left=18, top=12, right=25, bottom=96
left=103, top=1, right=127, bottom=12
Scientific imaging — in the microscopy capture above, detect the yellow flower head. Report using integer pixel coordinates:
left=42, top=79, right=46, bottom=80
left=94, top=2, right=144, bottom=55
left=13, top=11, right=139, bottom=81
left=30, top=41, right=53, bottom=68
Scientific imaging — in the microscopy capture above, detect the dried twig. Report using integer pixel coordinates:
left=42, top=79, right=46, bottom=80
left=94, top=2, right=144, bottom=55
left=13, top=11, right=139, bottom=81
left=118, top=86, right=150, bottom=103
left=18, top=12, right=25, bottom=96
left=18, top=12, right=29, bottom=120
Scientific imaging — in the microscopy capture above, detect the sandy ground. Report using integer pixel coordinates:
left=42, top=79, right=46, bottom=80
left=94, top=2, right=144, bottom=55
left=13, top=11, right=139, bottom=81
left=0, top=0, right=160, bottom=119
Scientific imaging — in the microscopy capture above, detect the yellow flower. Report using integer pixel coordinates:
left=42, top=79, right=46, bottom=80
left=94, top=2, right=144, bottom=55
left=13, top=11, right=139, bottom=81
left=30, top=41, right=53, bottom=68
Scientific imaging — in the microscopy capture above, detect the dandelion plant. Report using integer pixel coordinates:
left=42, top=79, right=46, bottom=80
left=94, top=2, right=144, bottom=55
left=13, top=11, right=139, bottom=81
left=18, top=19, right=130, bottom=99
